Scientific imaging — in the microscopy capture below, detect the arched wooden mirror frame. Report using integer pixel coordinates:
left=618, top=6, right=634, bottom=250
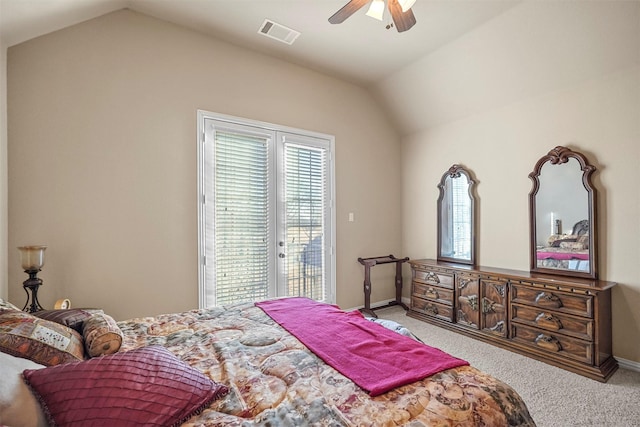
left=529, top=146, right=598, bottom=279
left=437, top=164, right=477, bottom=266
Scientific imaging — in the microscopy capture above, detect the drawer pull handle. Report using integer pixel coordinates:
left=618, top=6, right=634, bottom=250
left=535, top=312, right=563, bottom=330
left=482, top=297, right=495, bottom=314
left=458, top=278, right=472, bottom=290
left=425, top=272, right=440, bottom=284
left=489, top=320, right=505, bottom=333
left=535, top=292, right=563, bottom=309
left=425, top=303, right=439, bottom=316
left=424, top=287, right=439, bottom=300
left=481, top=297, right=505, bottom=314
left=459, top=295, right=479, bottom=311
left=535, top=334, right=562, bottom=352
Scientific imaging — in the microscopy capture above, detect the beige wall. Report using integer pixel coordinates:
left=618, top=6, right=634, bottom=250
left=7, top=10, right=402, bottom=320
left=385, top=2, right=640, bottom=363
left=1, top=43, right=7, bottom=301
left=5, top=2, right=638, bottom=365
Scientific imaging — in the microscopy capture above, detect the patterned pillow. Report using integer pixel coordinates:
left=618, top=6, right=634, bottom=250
left=0, top=311, right=85, bottom=366
left=559, top=241, right=586, bottom=251
left=577, top=234, right=589, bottom=248
left=82, top=312, right=124, bottom=357
left=0, top=298, right=21, bottom=314
left=23, top=345, right=229, bottom=427
left=34, top=309, right=101, bottom=333
left=549, top=234, right=578, bottom=247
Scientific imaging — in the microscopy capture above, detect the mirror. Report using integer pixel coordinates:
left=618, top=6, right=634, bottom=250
left=529, top=146, right=597, bottom=279
left=437, top=164, right=476, bottom=265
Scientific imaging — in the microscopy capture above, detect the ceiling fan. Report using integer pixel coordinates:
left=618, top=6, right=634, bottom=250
left=329, top=0, right=417, bottom=33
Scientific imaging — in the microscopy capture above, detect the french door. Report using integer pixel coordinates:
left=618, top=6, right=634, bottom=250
left=197, top=111, right=335, bottom=308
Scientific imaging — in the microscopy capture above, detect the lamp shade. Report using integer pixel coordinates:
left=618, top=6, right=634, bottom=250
left=18, top=245, right=47, bottom=270
left=366, top=0, right=385, bottom=20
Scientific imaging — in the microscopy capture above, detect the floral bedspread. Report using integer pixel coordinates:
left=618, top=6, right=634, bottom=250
left=118, top=302, right=536, bottom=426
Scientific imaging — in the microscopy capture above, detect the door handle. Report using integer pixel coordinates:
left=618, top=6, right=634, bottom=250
left=279, top=253, right=286, bottom=258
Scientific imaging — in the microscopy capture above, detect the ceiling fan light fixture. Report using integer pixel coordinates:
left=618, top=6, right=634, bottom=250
left=398, top=0, right=416, bottom=13
left=365, top=0, right=385, bottom=21
left=329, top=0, right=416, bottom=33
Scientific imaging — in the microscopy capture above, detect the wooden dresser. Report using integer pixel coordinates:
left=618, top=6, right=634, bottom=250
left=408, top=259, right=617, bottom=381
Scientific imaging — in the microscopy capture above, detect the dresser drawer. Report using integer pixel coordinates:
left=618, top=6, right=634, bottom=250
left=511, top=284, right=592, bottom=318
left=411, top=297, right=454, bottom=322
left=511, top=324, right=593, bottom=365
left=412, top=281, right=454, bottom=305
left=511, top=303, right=593, bottom=341
left=412, top=268, right=454, bottom=289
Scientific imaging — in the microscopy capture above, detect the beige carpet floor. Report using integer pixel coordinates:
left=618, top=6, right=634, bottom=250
left=376, top=306, right=640, bottom=427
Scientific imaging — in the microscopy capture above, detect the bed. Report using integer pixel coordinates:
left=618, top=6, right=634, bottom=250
left=1, top=298, right=536, bottom=427
left=536, top=219, right=590, bottom=271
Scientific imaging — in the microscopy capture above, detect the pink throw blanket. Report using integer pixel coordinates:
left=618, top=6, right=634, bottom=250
left=537, top=251, right=589, bottom=260
left=256, top=297, right=468, bottom=396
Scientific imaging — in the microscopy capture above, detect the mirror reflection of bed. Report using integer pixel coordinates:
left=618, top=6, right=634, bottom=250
left=536, top=219, right=590, bottom=272
left=529, top=146, right=597, bottom=279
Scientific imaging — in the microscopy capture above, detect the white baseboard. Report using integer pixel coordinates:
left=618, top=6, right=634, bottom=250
left=616, top=356, right=640, bottom=372
left=346, top=298, right=394, bottom=312
left=346, top=297, right=410, bottom=313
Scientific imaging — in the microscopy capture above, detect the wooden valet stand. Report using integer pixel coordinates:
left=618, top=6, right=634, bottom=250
left=357, top=254, right=409, bottom=318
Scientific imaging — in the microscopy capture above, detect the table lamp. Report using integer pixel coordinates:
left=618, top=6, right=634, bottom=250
left=18, top=245, right=47, bottom=313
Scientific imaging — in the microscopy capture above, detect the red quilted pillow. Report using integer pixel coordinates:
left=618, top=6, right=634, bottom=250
left=23, top=345, right=228, bottom=427
left=34, top=308, right=99, bottom=332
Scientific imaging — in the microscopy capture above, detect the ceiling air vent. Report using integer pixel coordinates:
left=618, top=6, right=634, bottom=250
left=258, top=19, right=300, bottom=45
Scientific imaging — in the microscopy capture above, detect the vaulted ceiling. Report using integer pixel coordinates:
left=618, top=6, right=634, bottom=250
left=3, top=1, right=637, bottom=136
left=0, top=0, right=520, bottom=87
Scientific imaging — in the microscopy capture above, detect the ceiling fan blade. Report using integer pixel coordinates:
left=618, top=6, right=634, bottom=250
left=388, top=0, right=416, bottom=32
left=328, top=0, right=371, bottom=24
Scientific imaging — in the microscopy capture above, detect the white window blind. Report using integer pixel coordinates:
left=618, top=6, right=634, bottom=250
left=450, top=176, right=471, bottom=259
left=212, top=130, right=271, bottom=305
left=282, top=143, right=327, bottom=301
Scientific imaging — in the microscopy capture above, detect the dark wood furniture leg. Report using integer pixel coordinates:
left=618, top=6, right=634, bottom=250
left=395, top=260, right=409, bottom=310
left=358, top=255, right=409, bottom=318
left=361, top=260, right=376, bottom=317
